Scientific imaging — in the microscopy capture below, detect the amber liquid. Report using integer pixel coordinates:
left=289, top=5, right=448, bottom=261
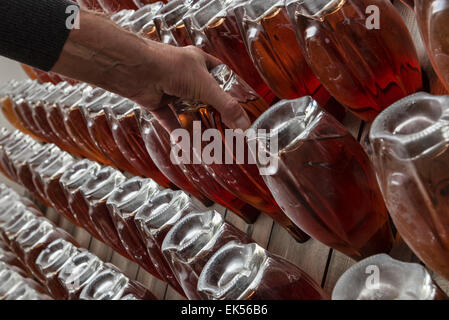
left=45, top=177, right=81, bottom=227
left=163, top=24, right=192, bottom=47
left=97, top=0, right=138, bottom=13
left=13, top=100, right=49, bottom=142
left=68, top=190, right=104, bottom=240
left=264, top=114, right=393, bottom=260
left=175, top=101, right=310, bottom=242
left=23, top=231, right=76, bottom=283
left=110, top=211, right=163, bottom=280
left=31, top=68, right=56, bottom=84
left=291, top=0, right=422, bottom=122
left=111, top=111, right=173, bottom=188
left=138, top=217, right=186, bottom=295
left=140, top=24, right=160, bottom=41
left=87, top=111, right=141, bottom=176
left=384, top=146, right=449, bottom=280
left=238, top=7, right=345, bottom=120
left=65, top=106, right=114, bottom=165
left=20, top=64, right=38, bottom=80
left=140, top=115, right=213, bottom=205
left=32, top=103, right=83, bottom=157
left=47, top=105, right=86, bottom=158
left=202, top=15, right=276, bottom=104
left=247, top=273, right=327, bottom=300
left=17, top=163, right=51, bottom=207
left=88, top=200, right=134, bottom=260
left=415, top=0, right=449, bottom=91
left=1, top=97, right=39, bottom=140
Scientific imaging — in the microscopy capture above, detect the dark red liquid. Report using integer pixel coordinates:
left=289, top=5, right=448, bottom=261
left=109, top=109, right=173, bottom=188
left=46, top=105, right=86, bottom=158
left=264, top=112, right=393, bottom=260
left=88, top=200, right=134, bottom=260
left=201, top=15, right=275, bottom=104
left=174, top=101, right=309, bottom=242
left=236, top=6, right=345, bottom=120
left=110, top=208, right=163, bottom=279
left=65, top=106, right=113, bottom=165
left=13, top=100, right=49, bottom=142
left=139, top=111, right=212, bottom=205
left=69, top=190, right=104, bottom=240
left=33, top=102, right=83, bottom=157
left=86, top=110, right=141, bottom=176
left=290, top=0, right=422, bottom=121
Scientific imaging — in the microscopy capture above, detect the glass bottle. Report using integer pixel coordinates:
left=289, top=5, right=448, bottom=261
left=285, top=0, right=422, bottom=122
left=249, top=97, right=393, bottom=260
left=35, top=239, right=80, bottom=300
left=47, top=84, right=90, bottom=159
left=0, top=135, right=37, bottom=181
left=12, top=218, right=77, bottom=282
left=0, top=247, right=29, bottom=276
left=63, top=86, right=114, bottom=165
left=81, top=92, right=141, bottom=175
left=161, top=210, right=252, bottom=299
left=135, top=190, right=205, bottom=251
left=198, top=241, right=328, bottom=300
left=56, top=250, right=108, bottom=300
left=333, top=254, right=448, bottom=300
left=104, top=99, right=174, bottom=188
left=370, top=92, right=449, bottom=280
left=402, top=0, right=449, bottom=91
left=135, top=190, right=205, bottom=295
left=183, top=0, right=276, bottom=104
left=59, top=159, right=102, bottom=227
left=12, top=83, right=55, bottom=142
left=153, top=0, right=195, bottom=46
left=233, top=0, right=345, bottom=120
left=0, top=80, right=39, bottom=137
left=16, top=144, right=62, bottom=207
left=32, top=82, right=84, bottom=157
left=0, top=208, right=38, bottom=248
left=139, top=108, right=213, bottom=205
left=79, top=267, right=157, bottom=300
left=8, top=138, right=43, bottom=180
left=110, top=9, right=136, bottom=26
left=121, top=2, right=164, bottom=33
left=172, top=65, right=309, bottom=242
left=7, top=140, right=43, bottom=184
left=106, top=177, right=163, bottom=279
left=0, top=269, right=51, bottom=300
left=32, top=150, right=76, bottom=223
left=136, top=10, right=162, bottom=41
left=79, top=166, right=132, bottom=260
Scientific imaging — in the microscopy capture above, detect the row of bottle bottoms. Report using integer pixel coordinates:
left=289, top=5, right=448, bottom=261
left=0, top=167, right=326, bottom=300
left=1, top=180, right=447, bottom=300
left=3, top=72, right=449, bottom=283
left=74, top=0, right=448, bottom=121
left=0, top=185, right=157, bottom=300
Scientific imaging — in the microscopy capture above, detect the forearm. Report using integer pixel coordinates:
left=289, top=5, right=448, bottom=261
left=52, top=9, right=163, bottom=101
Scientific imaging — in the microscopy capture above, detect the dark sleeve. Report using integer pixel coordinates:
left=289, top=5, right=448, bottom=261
left=0, top=0, right=78, bottom=71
